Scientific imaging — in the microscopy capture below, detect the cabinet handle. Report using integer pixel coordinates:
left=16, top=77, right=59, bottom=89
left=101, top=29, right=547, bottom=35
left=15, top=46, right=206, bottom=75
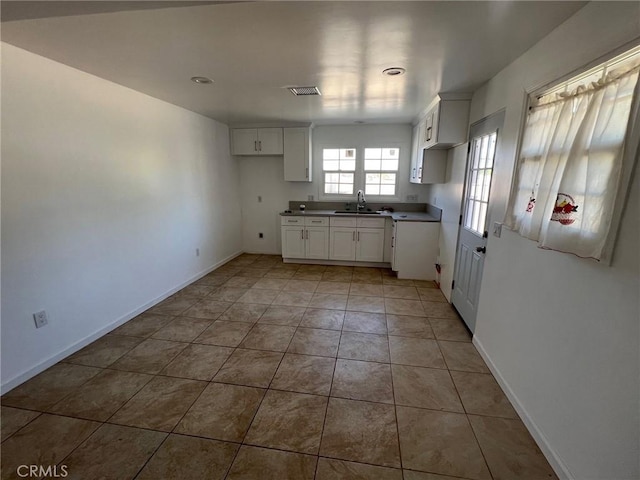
left=254, top=140, right=258, bottom=151
left=258, top=140, right=262, bottom=151
left=352, top=231, right=356, bottom=241
left=412, top=167, right=416, bottom=178
left=305, top=167, right=309, bottom=178
left=301, top=229, right=304, bottom=240
left=418, top=167, right=423, bottom=180
left=357, top=231, right=360, bottom=242
left=426, top=126, right=432, bottom=142
left=311, top=220, right=321, bottom=223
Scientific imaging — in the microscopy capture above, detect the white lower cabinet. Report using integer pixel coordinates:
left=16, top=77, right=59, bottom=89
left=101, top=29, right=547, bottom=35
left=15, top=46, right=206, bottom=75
left=281, top=216, right=328, bottom=260
left=329, top=217, right=385, bottom=262
left=392, top=220, right=440, bottom=280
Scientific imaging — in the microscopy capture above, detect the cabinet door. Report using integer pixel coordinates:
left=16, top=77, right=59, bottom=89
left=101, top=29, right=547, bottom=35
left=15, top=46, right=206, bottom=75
left=257, top=128, right=284, bottom=155
left=423, top=105, right=439, bottom=148
left=329, top=228, right=356, bottom=261
left=355, top=228, right=385, bottom=262
left=284, top=128, right=311, bottom=181
left=281, top=226, right=305, bottom=258
left=410, top=123, right=422, bottom=184
left=232, top=129, right=258, bottom=155
left=420, top=149, right=447, bottom=184
left=305, top=227, right=329, bottom=259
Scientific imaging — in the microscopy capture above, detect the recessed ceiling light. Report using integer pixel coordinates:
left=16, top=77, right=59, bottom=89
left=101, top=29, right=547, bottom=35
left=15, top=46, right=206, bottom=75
left=191, top=76, right=213, bottom=84
left=382, top=67, right=406, bottom=76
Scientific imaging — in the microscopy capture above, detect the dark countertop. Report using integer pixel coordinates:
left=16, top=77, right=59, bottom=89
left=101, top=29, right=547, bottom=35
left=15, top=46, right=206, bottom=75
left=280, top=210, right=440, bottom=222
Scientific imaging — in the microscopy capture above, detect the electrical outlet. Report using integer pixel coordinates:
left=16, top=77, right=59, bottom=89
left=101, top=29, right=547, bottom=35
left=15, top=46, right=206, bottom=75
left=307, top=195, right=314, bottom=201
left=406, top=194, right=418, bottom=201
left=258, top=233, right=264, bottom=238
left=257, top=196, right=262, bottom=203
left=33, top=310, right=48, bottom=328
left=196, top=248, right=200, bottom=256
left=493, top=222, right=502, bottom=238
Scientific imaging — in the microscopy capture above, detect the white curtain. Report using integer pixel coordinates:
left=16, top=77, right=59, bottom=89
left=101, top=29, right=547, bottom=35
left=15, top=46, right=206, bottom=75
left=505, top=63, right=640, bottom=262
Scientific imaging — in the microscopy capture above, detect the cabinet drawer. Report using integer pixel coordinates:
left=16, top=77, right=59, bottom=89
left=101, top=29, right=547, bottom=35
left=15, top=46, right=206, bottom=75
left=281, top=216, right=303, bottom=226
left=330, top=217, right=357, bottom=227
left=304, top=217, right=329, bottom=226
left=356, top=217, right=386, bottom=228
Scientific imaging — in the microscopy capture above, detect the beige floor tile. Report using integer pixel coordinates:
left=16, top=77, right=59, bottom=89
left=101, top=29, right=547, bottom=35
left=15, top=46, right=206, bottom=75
left=396, top=407, right=491, bottom=480
left=0, top=414, right=100, bottom=480
left=300, top=308, right=345, bottom=330
left=349, top=283, right=384, bottom=296
left=49, top=369, right=152, bottom=421
left=322, top=271, right=354, bottom=282
left=195, top=273, right=231, bottom=286
left=343, top=311, right=387, bottom=334
left=422, top=301, right=459, bottom=319
left=62, top=423, right=166, bottom=480
left=320, top=397, right=401, bottom=468
left=150, top=295, right=200, bottom=315
left=338, top=332, right=390, bottom=363
left=331, top=359, right=394, bottom=404
left=418, top=288, right=447, bottom=302
left=110, top=338, right=188, bottom=374
left=351, top=269, right=384, bottom=284
left=65, top=334, right=142, bottom=367
left=183, top=298, right=233, bottom=319
left=389, top=336, right=445, bottom=368
left=347, top=295, right=386, bottom=313
left=151, top=316, right=212, bottom=342
left=430, top=317, right=472, bottom=342
left=271, top=354, right=336, bottom=395
left=383, top=285, right=420, bottom=300
left=161, top=343, right=233, bottom=381
left=316, top=281, right=351, bottom=294
left=237, top=288, right=279, bottom=305
left=245, top=390, right=327, bottom=454
left=137, top=434, right=239, bottom=480
left=174, top=283, right=217, bottom=298
left=218, top=303, right=267, bottom=323
left=0, top=407, right=40, bottom=442
left=439, top=341, right=489, bottom=373
left=251, top=277, right=289, bottom=290
left=284, top=279, right=319, bottom=292
left=237, top=267, right=271, bottom=278
left=175, top=382, right=264, bottom=442
left=385, top=298, right=425, bottom=316
left=451, top=371, right=518, bottom=418
left=215, top=265, right=243, bottom=276
left=382, top=277, right=415, bottom=286
left=272, top=291, right=314, bottom=307
left=224, top=276, right=260, bottom=288
left=109, top=376, right=206, bottom=431
left=258, top=305, right=305, bottom=326
left=469, top=415, right=558, bottom=480
left=288, top=328, right=341, bottom=357
left=1, top=363, right=101, bottom=411
left=386, top=315, right=434, bottom=339
left=239, top=324, right=297, bottom=352
left=293, top=271, right=324, bottom=281
left=316, top=458, right=403, bottom=480
left=208, top=287, right=250, bottom=302
left=298, top=265, right=328, bottom=273
left=392, top=365, right=463, bottom=412
left=412, top=280, right=439, bottom=289
left=194, top=320, right=253, bottom=347
left=264, top=269, right=296, bottom=279
left=403, top=469, right=468, bottom=480
left=226, top=445, right=317, bottom=480
left=110, top=313, right=174, bottom=338
left=213, top=348, right=283, bottom=387
left=308, top=293, right=349, bottom=310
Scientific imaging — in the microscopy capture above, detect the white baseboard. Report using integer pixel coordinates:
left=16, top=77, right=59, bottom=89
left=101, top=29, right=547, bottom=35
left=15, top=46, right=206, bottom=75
left=0, top=250, right=243, bottom=394
left=472, top=336, right=574, bottom=480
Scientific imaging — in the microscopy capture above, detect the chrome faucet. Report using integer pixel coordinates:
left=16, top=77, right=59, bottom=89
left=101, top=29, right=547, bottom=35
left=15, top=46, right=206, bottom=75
left=356, top=189, right=366, bottom=211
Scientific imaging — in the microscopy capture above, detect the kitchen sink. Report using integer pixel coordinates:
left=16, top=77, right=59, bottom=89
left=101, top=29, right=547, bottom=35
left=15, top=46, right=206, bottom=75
left=334, top=210, right=381, bottom=214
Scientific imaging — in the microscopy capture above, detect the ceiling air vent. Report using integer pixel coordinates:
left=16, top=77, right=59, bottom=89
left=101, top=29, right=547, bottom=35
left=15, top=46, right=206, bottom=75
left=288, top=86, right=322, bottom=96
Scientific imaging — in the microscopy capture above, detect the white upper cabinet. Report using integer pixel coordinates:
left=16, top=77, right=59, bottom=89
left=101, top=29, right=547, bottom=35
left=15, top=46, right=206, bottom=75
left=231, top=128, right=283, bottom=155
left=284, top=127, right=312, bottom=182
left=421, top=97, right=470, bottom=150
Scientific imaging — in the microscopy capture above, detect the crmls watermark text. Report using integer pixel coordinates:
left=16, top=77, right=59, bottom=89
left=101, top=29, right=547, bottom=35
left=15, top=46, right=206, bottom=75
left=17, top=465, right=68, bottom=478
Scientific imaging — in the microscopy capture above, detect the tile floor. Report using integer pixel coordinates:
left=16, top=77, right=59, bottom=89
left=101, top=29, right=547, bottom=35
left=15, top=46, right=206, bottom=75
left=1, top=254, right=558, bottom=480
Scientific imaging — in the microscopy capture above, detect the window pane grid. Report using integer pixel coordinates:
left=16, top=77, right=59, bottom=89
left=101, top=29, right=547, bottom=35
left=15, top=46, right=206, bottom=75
left=364, top=147, right=399, bottom=196
left=465, top=133, right=497, bottom=235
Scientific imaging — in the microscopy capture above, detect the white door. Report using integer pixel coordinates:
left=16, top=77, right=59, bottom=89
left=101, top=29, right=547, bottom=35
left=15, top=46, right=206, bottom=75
left=305, top=227, right=329, bottom=259
left=329, top=228, right=356, bottom=261
left=355, top=229, right=385, bottom=262
left=451, top=111, right=504, bottom=333
left=281, top=226, right=305, bottom=258
left=232, top=128, right=258, bottom=155
left=257, top=128, right=283, bottom=155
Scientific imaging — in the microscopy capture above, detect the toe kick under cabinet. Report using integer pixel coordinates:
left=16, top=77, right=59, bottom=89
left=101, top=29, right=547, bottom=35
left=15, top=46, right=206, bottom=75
left=391, top=220, right=440, bottom=280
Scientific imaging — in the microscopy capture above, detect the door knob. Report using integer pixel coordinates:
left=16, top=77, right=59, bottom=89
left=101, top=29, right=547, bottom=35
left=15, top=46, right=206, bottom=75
left=476, top=246, right=486, bottom=254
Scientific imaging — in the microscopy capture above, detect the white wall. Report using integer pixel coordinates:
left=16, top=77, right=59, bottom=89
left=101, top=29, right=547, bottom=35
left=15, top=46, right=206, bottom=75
left=238, top=124, right=429, bottom=254
left=1, top=44, right=243, bottom=391
left=446, top=3, right=639, bottom=479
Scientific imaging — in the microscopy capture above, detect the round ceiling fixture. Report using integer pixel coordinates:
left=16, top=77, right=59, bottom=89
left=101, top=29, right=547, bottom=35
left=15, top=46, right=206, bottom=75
left=382, top=67, right=406, bottom=76
left=191, top=76, right=213, bottom=84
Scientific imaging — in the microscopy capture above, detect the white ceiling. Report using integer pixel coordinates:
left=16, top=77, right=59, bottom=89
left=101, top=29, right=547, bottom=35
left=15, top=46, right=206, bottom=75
left=1, top=1, right=586, bottom=126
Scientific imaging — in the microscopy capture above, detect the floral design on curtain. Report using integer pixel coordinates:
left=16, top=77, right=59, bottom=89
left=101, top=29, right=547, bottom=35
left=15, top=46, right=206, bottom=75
left=505, top=57, right=640, bottom=262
